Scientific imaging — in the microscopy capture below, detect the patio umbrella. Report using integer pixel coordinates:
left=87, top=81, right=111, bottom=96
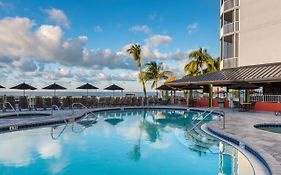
left=156, top=84, right=174, bottom=91
left=77, top=83, right=98, bottom=96
left=43, top=83, right=66, bottom=96
left=10, top=83, right=37, bottom=96
left=180, top=84, right=203, bottom=90
left=228, top=82, right=259, bottom=90
left=104, top=84, right=124, bottom=96
left=0, top=85, right=5, bottom=89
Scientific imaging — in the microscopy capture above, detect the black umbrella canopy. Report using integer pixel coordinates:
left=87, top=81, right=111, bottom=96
left=43, top=83, right=66, bottom=96
left=0, top=85, right=5, bottom=89
left=10, top=83, right=37, bottom=96
left=228, top=82, right=260, bottom=90
left=180, top=84, right=203, bottom=90
left=104, top=84, right=124, bottom=91
left=77, top=83, right=98, bottom=90
left=43, top=83, right=66, bottom=90
left=77, top=83, right=99, bottom=96
left=156, top=84, right=174, bottom=91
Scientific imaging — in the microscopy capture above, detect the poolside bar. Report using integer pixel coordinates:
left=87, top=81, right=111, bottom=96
left=167, top=62, right=281, bottom=112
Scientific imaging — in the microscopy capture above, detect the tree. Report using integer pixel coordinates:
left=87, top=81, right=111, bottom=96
left=143, top=61, right=172, bottom=97
left=184, top=48, right=216, bottom=76
left=127, top=44, right=147, bottom=100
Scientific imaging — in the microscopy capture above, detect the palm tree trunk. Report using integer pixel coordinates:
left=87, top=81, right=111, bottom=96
left=138, top=66, right=147, bottom=105
left=155, top=79, right=158, bottom=98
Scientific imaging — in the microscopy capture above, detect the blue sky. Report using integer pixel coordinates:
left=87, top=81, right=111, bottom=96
left=0, top=0, right=220, bottom=92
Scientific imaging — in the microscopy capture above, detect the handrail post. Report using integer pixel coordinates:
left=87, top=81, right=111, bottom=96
left=222, top=111, right=225, bottom=129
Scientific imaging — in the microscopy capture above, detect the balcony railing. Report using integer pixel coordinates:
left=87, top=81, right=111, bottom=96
left=222, top=57, right=238, bottom=69
left=223, top=22, right=239, bottom=35
left=223, top=0, right=239, bottom=11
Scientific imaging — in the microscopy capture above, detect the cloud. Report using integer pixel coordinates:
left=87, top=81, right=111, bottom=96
left=94, top=25, right=103, bottom=32
left=0, top=17, right=136, bottom=70
left=145, top=35, right=172, bottom=48
left=187, top=23, right=198, bottom=34
left=129, top=25, right=151, bottom=34
left=44, top=8, right=70, bottom=28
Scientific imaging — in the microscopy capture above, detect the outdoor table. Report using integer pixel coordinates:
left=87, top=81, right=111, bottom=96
left=240, top=102, right=252, bottom=112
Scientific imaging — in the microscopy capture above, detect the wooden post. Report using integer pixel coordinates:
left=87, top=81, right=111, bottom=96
left=209, top=84, right=213, bottom=107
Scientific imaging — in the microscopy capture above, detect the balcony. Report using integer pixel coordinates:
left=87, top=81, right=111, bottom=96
left=223, top=57, right=238, bottom=69
left=223, top=22, right=239, bottom=35
left=223, top=0, right=239, bottom=12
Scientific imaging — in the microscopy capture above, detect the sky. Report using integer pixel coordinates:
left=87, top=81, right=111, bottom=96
left=0, top=0, right=220, bottom=92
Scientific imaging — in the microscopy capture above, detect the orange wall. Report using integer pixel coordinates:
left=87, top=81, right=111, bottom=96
left=255, top=102, right=281, bottom=112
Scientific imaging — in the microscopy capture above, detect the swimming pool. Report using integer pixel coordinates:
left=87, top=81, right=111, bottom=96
left=255, top=124, right=281, bottom=134
left=0, top=109, right=254, bottom=175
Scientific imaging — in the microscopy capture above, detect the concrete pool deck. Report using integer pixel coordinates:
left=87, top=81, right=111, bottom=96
left=206, top=109, right=281, bottom=175
left=0, top=106, right=280, bottom=174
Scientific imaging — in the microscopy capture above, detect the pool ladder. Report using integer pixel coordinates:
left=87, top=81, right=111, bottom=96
left=1, top=102, right=19, bottom=116
left=188, top=109, right=225, bottom=132
left=71, top=103, right=98, bottom=121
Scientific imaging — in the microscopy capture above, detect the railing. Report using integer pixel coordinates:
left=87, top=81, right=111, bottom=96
left=1, top=102, right=18, bottom=116
left=72, top=103, right=98, bottom=121
left=188, top=109, right=225, bottom=132
left=223, top=21, right=239, bottom=35
left=51, top=105, right=60, bottom=116
left=251, top=95, right=281, bottom=103
left=223, top=0, right=239, bottom=11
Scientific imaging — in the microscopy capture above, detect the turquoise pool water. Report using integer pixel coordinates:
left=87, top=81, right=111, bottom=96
left=0, top=109, right=254, bottom=175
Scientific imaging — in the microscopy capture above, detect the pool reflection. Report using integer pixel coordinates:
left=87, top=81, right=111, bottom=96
left=0, top=109, right=254, bottom=175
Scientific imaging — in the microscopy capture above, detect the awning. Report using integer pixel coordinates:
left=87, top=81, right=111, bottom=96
left=167, top=62, right=281, bottom=86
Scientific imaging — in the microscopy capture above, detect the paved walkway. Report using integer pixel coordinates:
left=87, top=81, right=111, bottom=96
left=207, top=109, right=281, bottom=175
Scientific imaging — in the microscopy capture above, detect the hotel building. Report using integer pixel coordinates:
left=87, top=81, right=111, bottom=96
left=220, top=0, right=281, bottom=69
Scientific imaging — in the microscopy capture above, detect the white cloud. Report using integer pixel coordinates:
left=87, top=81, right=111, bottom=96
left=187, top=23, right=198, bottom=34
left=44, top=8, right=70, bottom=28
left=94, top=25, right=103, bottom=32
left=145, top=35, right=172, bottom=48
left=129, top=25, right=151, bottom=34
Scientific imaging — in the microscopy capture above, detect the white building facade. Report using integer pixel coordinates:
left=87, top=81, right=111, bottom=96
left=220, top=0, right=281, bottom=69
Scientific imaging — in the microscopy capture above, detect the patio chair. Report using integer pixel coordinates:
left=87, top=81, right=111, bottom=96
left=98, top=97, right=106, bottom=107
left=132, top=97, right=138, bottom=106
left=52, top=96, right=61, bottom=109
left=43, top=97, right=52, bottom=110
left=89, top=96, right=98, bottom=108
left=34, top=96, right=44, bottom=110
left=62, top=96, right=73, bottom=109
left=6, top=96, right=16, bottom=110
left=137, top=97, right=143, bottom=106
left=19, top=96, right=29, bottom=111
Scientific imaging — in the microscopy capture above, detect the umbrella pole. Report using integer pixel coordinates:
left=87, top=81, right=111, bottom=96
left=87, top=89, right=89, bottom=97
left=24, top=89, right=25, bottom=97
left=54, top=89, right=56, bottom=96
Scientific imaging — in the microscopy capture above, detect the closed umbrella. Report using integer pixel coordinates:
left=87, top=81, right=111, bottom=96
left=43, top=83, right=66, bottom=96
left=104, top=84, right=124, bottom=96
left=10, top=83, right=37, bottom=96
left=77, top=83, right=98, bottom=96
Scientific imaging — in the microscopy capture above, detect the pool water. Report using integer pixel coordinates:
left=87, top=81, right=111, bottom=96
left=258, top=126, right=281, bottom=134
left=0, top=109, right=254, bottom=175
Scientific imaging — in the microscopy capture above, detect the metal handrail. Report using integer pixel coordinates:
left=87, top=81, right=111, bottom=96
left=51, top=105, right=60, bottom=116
left=188, top=109, right=225, bottom=132
left=72, top=103, right=98, bottom=121
left=1, top=102, right=19, bottom=116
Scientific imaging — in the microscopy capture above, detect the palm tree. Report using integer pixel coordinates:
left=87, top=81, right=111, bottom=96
left=184, top=48, right=215, bottom=75
left=143, top=61, right=172, bottom=97
left=127, top=44, right=147, bottom=100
